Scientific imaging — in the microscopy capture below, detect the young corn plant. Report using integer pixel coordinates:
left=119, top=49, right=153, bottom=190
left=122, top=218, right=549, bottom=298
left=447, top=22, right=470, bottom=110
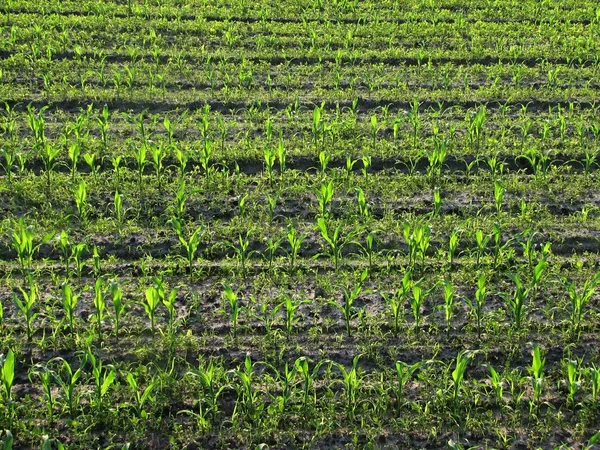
left=125, top=371, right=157, bottom=419
left=222, top=232, right=257, bottom=279
left=357, top=231, right=376, bottom=273
left=28, top=363, right=55, bottom=423
left=184, top=359, right=227, bottom=429
left=319, top=150, right=331, bottom=178
left=223, top=287, right=241, bottom=336
left=465, top=275, right=487, bottom=338
left=451, top=350, right=473, bottom=408
left=85, top=350, right=116, bottom=413
left=564, top=359, right=582, bottom=406
left=530, top=258, right=547, bottom=301
left=68, top=142, right=81, bottom=181
left=173, top=181, right=187, bottom=220
left=12, top=218, right=53, bottom=274
left=61, top=283, right=79, bottom=336
left=447, top=230, right=459, bottom=266
left=403, top=221, right=431, bottom=272
left=110, top=280, right=125, bottom=337
left=74, top=180, right=88, bottom=225
left=294, top=356, right=327, bottom=410
left=143, top=284, right=161, bottom=334
left=382, top=272, right=412, bottom=334
left=565, top=272, right=600, bottom=335
left=332, top=355, right=362, bottom=421
left=474, top=229, right=490, bottom=267
left=41, top=143, right=60, bottom=196
left=442, top=280, right=455, bottom=333
left=504, top=274, right=528, bottom=332
left=264, top=147, right=276, bottom=186
left=355, top=187, right=369, bottom=220
left=528, top=345, right=545, bottom=414
left=150, top=143, right=167, bottom=190
left=409, top=283, right=427, bottom=331
left=488, top=365, right=504, bottom=406
left=588, top=364, right=600, bottom=404
left=93, top=278, right=106, bottom=342
left=113, top=190, right=125, bottom=234
left=273, top=295, right=309, bottom=337
left=54, top=358, right=82, bottom=419
left=316, top=217, right=360, bottom=271
left=329, top=269, right=368, bottom=336
left=285, top=226, right=304, bottom=274
left=315, top=180, right=334, bottom=218
left=13, top=281, right=39, bottom=340
left=494, top=180, right=504, bottom=216
left=1, top=350, right=15, bottom=420
left=172, top=218, right=203, bottom=280
left=134, top=143, right=149, bottom=189
left=231, top=355, right=261, bottom=423
left=394, top=360, right=421, bottom=413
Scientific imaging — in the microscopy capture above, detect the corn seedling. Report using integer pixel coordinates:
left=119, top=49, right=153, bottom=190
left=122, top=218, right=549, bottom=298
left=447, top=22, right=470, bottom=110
left=565, top=272, right=600, bottom=335
left=92, top=278, right=106, bottom=341
left=474, top=229, right=490, bottom=267
left=286, top=226, right=304, bottom=274
left=61, top=283, right=79, bottom=336
left=443, top=280, right=455, bottom=332
left=355, top=187, right=369, bottom=219
left=294, top=356, right=327, bottom=410
left=315, top=180, right=334, bottom=218
left=41, top=142, right=60, bottom=196
left=357, top=231, right=376, bottom=273
left=74, top=180, right=88, bottom=225
left=184, top=359, right=227, bottom=428
left=68, top=142, right=81, bottom=181
left=564, top=360, right=582, bottom=406
left=447, top=230, right=459, bottom=266
left=403, top=221, right=431, bottom=271
left=142, top=284, right=161, bottom=334
left=264, top=147, right=276, bottom=185
left=329, top=269, right=367, bottom=336
left=316, top=217, right=360, bottom=271
left=383, top=272, right=412, bottom=334
left=223, top=287, right=241, bottom=336
left=12, top=218, right=53, bottom=274
left=13, top=281, right=39, bottom=340
left=1, top=350, right=15, bottom=408
left=231, top=355, right=260, bottom=423
left=134, top=143, right=148, bottom=189
left=332, top=355, right=362, bottom=421
left=1, top=430, right=13, bottom=449
left=54, top=358, right=82, bottom=419
left=494, top=180, right=504, bottom=216
left=172, top=218, right=203, bottom=280
left=28, top=363, right=55, bottom=423
left=488, top=365, right=504, bottom=406
left=528, top=345, right=545, bottom=413
left=274, top=294, right=309, bottom=337
left=84, top=350, right=116, bottom=412
left=465, top=275, right=486, bottom=338
left=588, top=364, right=600, bottom=403
left=451, top=350, right=473, bottom=407
left=394, top=360, right=421, bottom=413
left=150, top=143, right=167, bottom=190
left=83, top=151, right=100, bottom=179
left=125, top=371, right=157, bottom=419
left=318, top=150, right=330, bottom=178
left=409, top=283, right=427, bottom=331
left=110, top=280, right=124, bottom=337
left=504, top=274, right=528, bottom=331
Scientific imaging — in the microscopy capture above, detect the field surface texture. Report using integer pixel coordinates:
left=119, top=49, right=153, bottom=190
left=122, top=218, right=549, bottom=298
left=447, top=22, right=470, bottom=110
left=1, top=0, right=600, bottom=449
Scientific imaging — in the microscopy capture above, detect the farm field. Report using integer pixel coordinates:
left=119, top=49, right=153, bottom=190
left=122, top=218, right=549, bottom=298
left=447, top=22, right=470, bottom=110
left=1, top=0, right=600, bottom=448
